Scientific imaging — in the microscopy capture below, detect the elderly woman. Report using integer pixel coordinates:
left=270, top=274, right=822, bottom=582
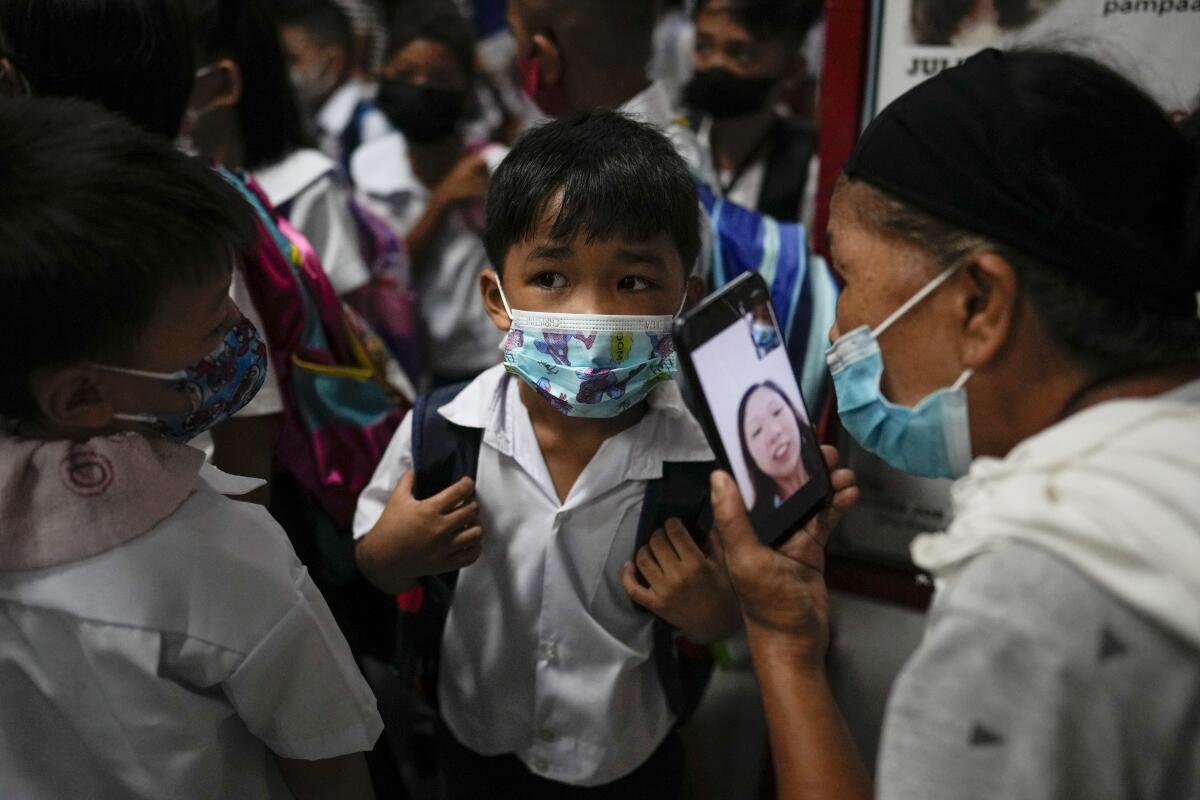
left=710, top=48, right=1200, bottom=799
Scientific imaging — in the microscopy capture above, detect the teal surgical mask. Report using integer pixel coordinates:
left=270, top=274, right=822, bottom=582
left=495, top=281, right=685, bottom=418
left=825, top=266, right=974, bottom=479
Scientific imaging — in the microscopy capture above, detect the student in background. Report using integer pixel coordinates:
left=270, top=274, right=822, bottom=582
left=353, top=3, right=504, bottom=386
left=0, top=97, right=379, bottom=800
left=274, top=0, right=392, bottom=170
left=684, top=0, right=822, bottom=224
left=507, top=0, right=712, bottom=183
left=185, top=0, right=373, bottom=302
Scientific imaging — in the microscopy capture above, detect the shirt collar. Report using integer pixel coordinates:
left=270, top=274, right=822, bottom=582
left=317, top=80, right=370, bottom=137
left=439, top=365, right=714, bottom=478
left=619, top=81, right=678, bottom=131
left=351, top=132, right=418, bottom=198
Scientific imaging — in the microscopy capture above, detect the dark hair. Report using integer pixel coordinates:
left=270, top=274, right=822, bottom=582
left=384, top=1, right=476, bottom=80
left=695, top=0, right=822, bottom=41
left=0, top=0, right=196, bottom=138
left=736, top=381, right=818, bottom=516
left=193, top=0, right=316, bottom=170
left=272, top=0, right=353, bottom=53
left=911, top=0, right=1046, bottom=44
left=844, top=50, right=1200, bottom=375
left=0, top=98, right=257, bottom=420
left=485, top=111, right=701, bottom=273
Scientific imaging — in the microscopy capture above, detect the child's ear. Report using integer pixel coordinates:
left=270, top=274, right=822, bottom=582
left=189, top=58, right=243, bottom=116
left=480, top=269, right=512, bottom=332
left=323, top=45, right=348, bottom=83
left=0, top=58, right=30, bottom=100
left=531, top=32, right=564, bottom=86
left=30, top=367, right=115, bottom=432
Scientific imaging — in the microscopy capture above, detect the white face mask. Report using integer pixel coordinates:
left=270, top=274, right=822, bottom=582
left=176, top=64, right=221, bottom=157
left=289, top=60, right=337, bottom=110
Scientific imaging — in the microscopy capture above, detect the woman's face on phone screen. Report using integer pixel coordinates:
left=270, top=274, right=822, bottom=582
left=742, top=386, right=802, bottom=482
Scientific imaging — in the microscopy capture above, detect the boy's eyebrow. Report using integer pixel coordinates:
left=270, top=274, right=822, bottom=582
left=615, top=248, right=668, bottom=271
left=529, top=243, right=575, bottom=262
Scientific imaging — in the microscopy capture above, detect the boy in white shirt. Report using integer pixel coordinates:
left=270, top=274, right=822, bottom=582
left=0, top=98, right=380, bottom=800
left=354, top=111, right=740, bottom=797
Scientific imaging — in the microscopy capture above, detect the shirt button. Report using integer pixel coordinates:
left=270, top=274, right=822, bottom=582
left=538, top=641, right=558, bottom=664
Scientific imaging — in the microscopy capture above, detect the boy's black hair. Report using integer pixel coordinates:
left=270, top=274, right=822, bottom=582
left=192, top=0, right=317, bottom=171
left=695, top=0, right=822, bottom=42
left=0, top=0, right=196, bottom=138
left=272, top=0, right=353, bottom=54
left=484, top=111, right=701, bottom=273
left=384, top=1, right=476, bottom=80
left=0, top=98, right=257, bottom=421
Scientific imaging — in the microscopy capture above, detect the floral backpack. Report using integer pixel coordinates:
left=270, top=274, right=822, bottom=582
left=218, top=167, right=407, bottom=531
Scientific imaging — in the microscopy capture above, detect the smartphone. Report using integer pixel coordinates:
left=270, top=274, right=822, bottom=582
left=675, top=271, right=831, bottom=547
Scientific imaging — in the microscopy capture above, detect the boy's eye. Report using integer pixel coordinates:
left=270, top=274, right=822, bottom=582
left=618, top=275, right=652, bottom=292
left=534, top=272, right=568, bottom=290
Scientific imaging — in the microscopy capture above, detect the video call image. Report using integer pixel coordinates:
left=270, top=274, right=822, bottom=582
left=691, top=302, right=819, bottom=523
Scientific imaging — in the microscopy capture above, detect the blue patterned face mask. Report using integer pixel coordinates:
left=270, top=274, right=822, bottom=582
left=91, top=318, right=269, bottom=444
left=496, top=283, right=685, bottom=418
left=825, top=266, right=974, bottom=479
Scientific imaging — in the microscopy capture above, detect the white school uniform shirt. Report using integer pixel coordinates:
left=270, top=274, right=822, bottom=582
left=254, top=148, right=372, bottom=297
left=0, top=465, right=383, bottom=800
left=353, top=365, right=714, bottom=786
left=316, top=80, right=392, bottom=164
left=351, top=135, right=506, bottom=380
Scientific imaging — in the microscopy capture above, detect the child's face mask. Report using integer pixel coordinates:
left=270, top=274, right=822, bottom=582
left=495, top=280, right=685, bottom=418
left=90, top=318, right=269, bottom=443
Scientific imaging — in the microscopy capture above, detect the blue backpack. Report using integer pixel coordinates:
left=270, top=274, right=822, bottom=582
left=397, top=381, right=718, bottom=722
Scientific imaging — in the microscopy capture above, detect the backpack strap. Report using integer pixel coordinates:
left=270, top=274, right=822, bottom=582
left=757, top=117, right=817, bottom=223
left=635, top=460, right=718, bottom=722
left=338, top=99, right=373, bottom=179
left=398, top=381, right=481, bottom=705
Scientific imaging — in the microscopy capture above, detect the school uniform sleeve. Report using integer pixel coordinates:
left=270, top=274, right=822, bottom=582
left=352, top=410, right=414, bottom=541
left=221, top=566, right=383, bottom=760
left=288, top=174, right=372, bottom=297
left=876, top=551, right=1126, bottom=800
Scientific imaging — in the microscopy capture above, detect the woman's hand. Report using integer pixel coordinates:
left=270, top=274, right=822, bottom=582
left=711, top=445, right=859, bottom=668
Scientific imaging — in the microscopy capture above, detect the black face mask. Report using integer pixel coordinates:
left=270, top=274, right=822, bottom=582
left=684, top=67, right=776, bottom=119
left=376, top=79, right=466, bottom=143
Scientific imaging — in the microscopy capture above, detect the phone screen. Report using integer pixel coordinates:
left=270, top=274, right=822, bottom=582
left=687, top=295, right=827, bottom=539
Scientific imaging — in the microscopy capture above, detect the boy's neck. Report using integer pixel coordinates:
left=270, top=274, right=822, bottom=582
left=517, top=379, right=646, bottom=504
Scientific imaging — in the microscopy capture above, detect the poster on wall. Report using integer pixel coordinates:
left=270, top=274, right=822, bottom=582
left=871, top=0, right=1200, bottom=117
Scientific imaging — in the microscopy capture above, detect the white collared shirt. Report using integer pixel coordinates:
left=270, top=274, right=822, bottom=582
left=254, top=148, right=371, bottom=297
left=354, top=365, right=713, bottom=786
left=0, top=465, right=383, bottom=800
left=316, top=80, right=392, bottom=164
left=351, top=135, right=507, bottom=380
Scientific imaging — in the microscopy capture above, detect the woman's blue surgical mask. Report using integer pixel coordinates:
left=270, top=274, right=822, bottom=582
left=91, top=318, right=269, bottom=444
left=496, top=281, right=685, bottom=418
left=825, top=266, right=974, bottom=479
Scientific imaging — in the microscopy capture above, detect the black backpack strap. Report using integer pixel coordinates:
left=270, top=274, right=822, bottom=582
left=635, top=460, right=718, bottom=722
left=398, top=381, right=482, bottom=705
left=411, top=381, right=482, bottom=501
left=338, top=99, right=373, bottom=179
left=757, top=117, right=817, bottom=223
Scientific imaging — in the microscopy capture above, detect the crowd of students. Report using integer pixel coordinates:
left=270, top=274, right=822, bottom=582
left=0, top=0, right=1197, bottom=799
